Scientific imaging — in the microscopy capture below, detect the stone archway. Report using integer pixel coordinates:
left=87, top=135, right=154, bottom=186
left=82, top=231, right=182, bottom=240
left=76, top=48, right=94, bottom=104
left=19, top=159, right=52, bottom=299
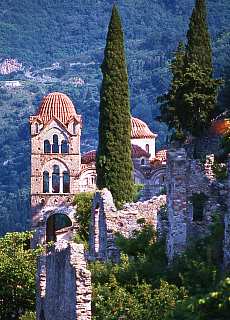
left=46, top=213, right=72, bottom=243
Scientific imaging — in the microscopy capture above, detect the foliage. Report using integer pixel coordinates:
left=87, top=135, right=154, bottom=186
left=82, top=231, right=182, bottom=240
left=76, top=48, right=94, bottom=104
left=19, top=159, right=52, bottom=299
left=166, top=277, right=230, bottom=320
left=90, top=212, right=227, bottom=319
left=73, top=192, right=94, bottom=246
left=0, top=1, right=229, bottom=235
left=212, top=162, right=227, bottom=181
left=0, top=232, right=42, bottom=319
left=19, top=311, right=36, bottom=320
left=132, top=184, right=144, bottom=202
left=221, top=131, right=230, bottom=155
left=96, top=5, right=134, bottom=207
left=158, top=0, right=222, bottom=140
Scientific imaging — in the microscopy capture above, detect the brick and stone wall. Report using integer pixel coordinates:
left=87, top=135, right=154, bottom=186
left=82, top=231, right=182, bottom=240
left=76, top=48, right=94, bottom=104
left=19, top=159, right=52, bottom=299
left=36, top=241, right=91, bottom=320
left=89, top=188, right=166, bottom=262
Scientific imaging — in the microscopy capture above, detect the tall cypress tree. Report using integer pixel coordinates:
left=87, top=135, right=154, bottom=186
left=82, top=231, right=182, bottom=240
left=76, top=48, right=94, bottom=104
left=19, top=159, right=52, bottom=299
left=96, top=5, right=134, bottom=206
left=186, top=0, right=212, bottom=74
left=158, top=0, right=221, bottom=139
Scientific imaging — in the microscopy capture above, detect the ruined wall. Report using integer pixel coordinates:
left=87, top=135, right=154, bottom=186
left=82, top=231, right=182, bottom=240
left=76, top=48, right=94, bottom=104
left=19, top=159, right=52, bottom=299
left=166, top=148, right=227, bottom=262
left=89, top=188, right=166, bottom=261
left=224, top=158, right=230, bottom=269
left=36, top=241, right=91, bottom=320
left=166, top=149, right=188, bottom=262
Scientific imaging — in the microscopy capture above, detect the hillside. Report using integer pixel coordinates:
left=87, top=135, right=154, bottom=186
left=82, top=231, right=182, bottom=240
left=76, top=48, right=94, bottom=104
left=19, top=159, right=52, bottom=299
left=0, top=0, right=229, bottom=234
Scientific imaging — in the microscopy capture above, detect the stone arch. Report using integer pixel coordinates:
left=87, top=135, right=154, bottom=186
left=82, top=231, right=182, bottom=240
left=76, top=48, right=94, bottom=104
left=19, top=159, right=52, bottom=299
left=42, top=159, right=70, bottom=194
left=150, top=168, right=166, bottom=194
left=46, top=212, right=72, bottom=243
left=79, top=168, right=97, bottom=192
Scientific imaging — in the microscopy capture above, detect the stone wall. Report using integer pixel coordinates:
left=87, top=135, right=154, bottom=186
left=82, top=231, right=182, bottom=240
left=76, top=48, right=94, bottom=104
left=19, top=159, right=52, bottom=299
left=89, top=188, right=166, bottom=262
left=166, top=148, right=227, bottom=262
left=36, top=241, right=91, bottom=320
left=224, top=158, right=230, bottom=269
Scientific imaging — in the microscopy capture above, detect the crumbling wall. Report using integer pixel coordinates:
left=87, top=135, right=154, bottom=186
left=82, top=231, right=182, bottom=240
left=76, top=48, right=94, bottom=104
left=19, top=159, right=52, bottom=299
left=89, top=188, right=166, bottom=261
left=224, top=158, right=230, bottom=269
left=166, top=149, right=188, bottom=262
left=36, top=241, right=91, bottom=320
left=166, top=148, right=227, bottom=262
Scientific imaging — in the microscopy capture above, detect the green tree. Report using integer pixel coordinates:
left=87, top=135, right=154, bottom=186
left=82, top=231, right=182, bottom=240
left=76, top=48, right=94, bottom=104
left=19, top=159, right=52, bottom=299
left=73, top=192, right=94, bottom=247
left=186, top=0, right=212, bottom=74
left=96, top=5, right=134, bottom=207
left=0, top=232, right=42, bottom=319
left=158, top=0, right=221, bottom=140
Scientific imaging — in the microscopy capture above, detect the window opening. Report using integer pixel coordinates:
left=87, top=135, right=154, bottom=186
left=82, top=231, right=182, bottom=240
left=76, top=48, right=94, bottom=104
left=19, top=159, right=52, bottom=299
left=52, top=165, right=60, bottom=193
left=52, top=134, right=59, bottom=153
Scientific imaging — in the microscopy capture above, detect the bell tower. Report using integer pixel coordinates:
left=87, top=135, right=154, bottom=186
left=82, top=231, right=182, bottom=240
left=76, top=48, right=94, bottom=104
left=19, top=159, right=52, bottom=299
left=29, top=92, right=82, bottom=246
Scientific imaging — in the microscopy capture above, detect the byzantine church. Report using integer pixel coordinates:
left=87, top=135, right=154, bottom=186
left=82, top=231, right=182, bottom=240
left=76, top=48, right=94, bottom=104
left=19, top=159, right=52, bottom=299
left=29, top=92, right=166, bottom=243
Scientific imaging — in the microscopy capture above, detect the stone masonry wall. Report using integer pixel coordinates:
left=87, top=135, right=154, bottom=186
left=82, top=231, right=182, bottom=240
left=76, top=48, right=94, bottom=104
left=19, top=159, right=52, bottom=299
left=36, top=241, right=91, bottom=320
left=224, top=158, right=230, bottom=269
left=89, top=188, right=166, bottom=262
left=166, top=149, right=188, bottom=262
left=166, top=148, right=227, bottom=262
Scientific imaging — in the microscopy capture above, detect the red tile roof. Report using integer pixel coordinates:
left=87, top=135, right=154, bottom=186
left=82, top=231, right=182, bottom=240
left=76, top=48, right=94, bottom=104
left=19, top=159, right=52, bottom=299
left=81, top=150, right=96, bottom=164
left=132, top=144, right=150, bottom=158
left=31, top=92, right=80, bottom=125
left=131, top=117, right=157, bottom=139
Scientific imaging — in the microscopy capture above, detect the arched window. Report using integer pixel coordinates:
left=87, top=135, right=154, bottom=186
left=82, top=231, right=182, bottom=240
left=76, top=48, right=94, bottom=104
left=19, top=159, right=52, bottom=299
left=52, top=165, right=60, bottom=193
left=63, top=171, right=70, bottom=193
left=73, top=123, right=77, bottom=134
left=44, top=140, right=51, bottom=153
left=43, top=171, right=49, bottom=193
left=61, top=140, right=69, bottom=154
left=35, top=123, right=39, bottom=134
left=141, top=158, right=145, bottom=165
left=52, top=135, right=59, bottom=153
left=145, top=144, right=150, bottom=153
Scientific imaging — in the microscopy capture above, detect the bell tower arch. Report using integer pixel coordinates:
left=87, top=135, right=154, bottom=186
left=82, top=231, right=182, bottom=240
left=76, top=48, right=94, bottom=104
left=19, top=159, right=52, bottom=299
left=29, top=92, right=82, bottom=246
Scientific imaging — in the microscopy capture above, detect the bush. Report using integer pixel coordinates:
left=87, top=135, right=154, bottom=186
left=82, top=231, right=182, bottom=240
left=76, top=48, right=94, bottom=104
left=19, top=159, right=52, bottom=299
left=73, top=192, right=94, bottom=247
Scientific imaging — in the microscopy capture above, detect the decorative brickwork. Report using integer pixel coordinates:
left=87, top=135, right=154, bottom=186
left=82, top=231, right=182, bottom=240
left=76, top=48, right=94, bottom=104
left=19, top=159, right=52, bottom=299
left=36, top=241, right=91, bottom=320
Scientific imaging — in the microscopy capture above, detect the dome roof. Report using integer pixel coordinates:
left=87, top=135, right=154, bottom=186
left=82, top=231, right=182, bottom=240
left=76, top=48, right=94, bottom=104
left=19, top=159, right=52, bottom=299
left=132, top=144, right=150, bottom=158
left=131, top=117, right=157, bottom=139
left=36, top=92, right=78, bottom=125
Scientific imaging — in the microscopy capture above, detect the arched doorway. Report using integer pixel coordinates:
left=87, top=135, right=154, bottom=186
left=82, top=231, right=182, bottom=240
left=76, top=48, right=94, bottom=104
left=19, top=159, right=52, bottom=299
left=46, top=213, right=72, bottom=243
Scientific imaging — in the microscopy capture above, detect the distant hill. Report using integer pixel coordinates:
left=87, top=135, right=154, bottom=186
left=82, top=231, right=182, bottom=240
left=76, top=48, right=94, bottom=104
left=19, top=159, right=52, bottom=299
left=0, top=0, right=229, bottom=235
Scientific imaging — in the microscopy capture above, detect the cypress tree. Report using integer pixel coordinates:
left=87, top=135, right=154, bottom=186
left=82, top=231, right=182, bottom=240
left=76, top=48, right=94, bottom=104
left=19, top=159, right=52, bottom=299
left=158, top=42, right=186, bottom=141
left=96, top=5, right=134, bottom=207
left=186, top=0, right=212, bottom=74
left=158, top=0, right=221, bottom=140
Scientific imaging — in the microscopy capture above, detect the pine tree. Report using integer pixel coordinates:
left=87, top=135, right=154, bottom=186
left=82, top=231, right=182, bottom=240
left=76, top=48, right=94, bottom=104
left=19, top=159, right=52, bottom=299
left=96, top=5, right=134, bottom=207
left=158, top=0, right=221, bottom=140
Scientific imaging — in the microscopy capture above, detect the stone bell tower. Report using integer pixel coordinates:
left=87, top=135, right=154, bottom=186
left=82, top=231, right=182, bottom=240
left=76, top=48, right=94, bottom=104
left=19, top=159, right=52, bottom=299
left=29, top=92, right=82, bottom=246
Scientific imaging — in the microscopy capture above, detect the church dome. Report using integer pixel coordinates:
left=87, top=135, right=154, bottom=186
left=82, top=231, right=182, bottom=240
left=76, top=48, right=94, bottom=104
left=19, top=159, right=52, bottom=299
left=36, top=92, right=78, bottom=125
left=131, top=117, right=157, bottom=139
